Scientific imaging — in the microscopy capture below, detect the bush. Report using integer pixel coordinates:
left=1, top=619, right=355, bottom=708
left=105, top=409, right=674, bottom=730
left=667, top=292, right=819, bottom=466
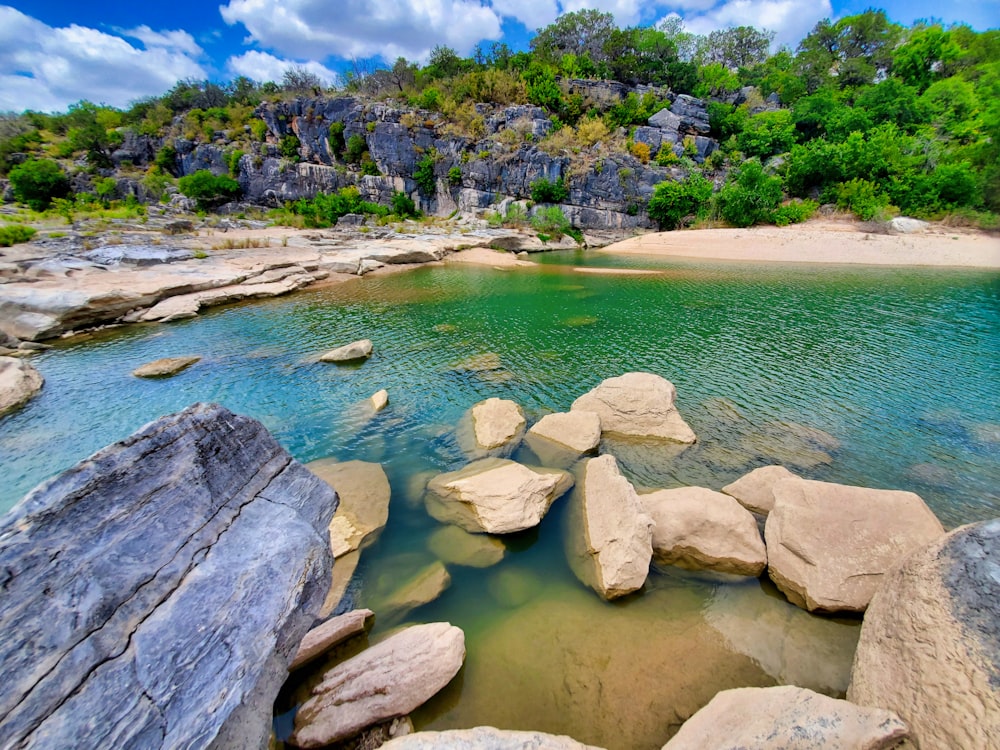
left=630, top=141, right=651, bottom=163
left=716, top=159, right=783, bottom=227
left=530, top=205, right=572, bottom=239
left=772, top=199, right=818, bottom=226
left=177, top=170, right=241, bottom=210
left=250, top=119, right=268, bottom=142
left=391, top=191, right=418, bottom=218
left=154, top=144, right=178, bottom=176
left=832, top=178, right=893, bottom=221
left=225, top=149, right=245, bottom=177
left=279, top=134, right=300, bottom=159
left=647, top=174, right=713, bottom=230
left=328, top=121, right=346, bottom=154
left=9, top=158, right=71, bottom=210
left=414, top=154, right=437, bottom=195
left=274, top=186, right=389, bottom=228
left=0, top=224, right=37, bottom=247
left=345, top=134, right=367, bottom=164
left=530, top=176, right=568, bottom=203
left=448, top=166, right=462, bottom=185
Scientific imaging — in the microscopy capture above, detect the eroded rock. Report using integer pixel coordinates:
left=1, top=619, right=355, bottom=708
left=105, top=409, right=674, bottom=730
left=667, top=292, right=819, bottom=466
left=382, top=727, right=605, bottom=749
left=428, top=525, right=506, bottom=568
left=571, top=372, right=696, bottom=443
left=370, top=389, right=389, bottom=411
left=320, top=338, right=373, bottom=363
left=290, top=609, right=375, bottom=671
left=527, top=410, right=601, bottom=454
left=306, top=459, right=391, bottom=557
left=378, top=561, right=452, bottom=622
left=132, top=355, right=201, bottom=378
left=469, top=397, right=526, bottom=453
left=0, top=356, right=43, bottom=416
left=721, top=464, right=798, bottom=515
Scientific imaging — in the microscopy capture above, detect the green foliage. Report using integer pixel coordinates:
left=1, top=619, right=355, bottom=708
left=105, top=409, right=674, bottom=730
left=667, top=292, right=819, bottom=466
left=225, top=149, right=245, bottom=177
left=345, top=134, right=367, bottom=164
left=0, top=128, right=42, bottom=175
left=716, top=159, right=783, bottom=227
left=413, top=153, right=437, bottom=195
left=177, top=170, right=241, bottom=210
left=250, top=119, right=268, bottom=142
left=647, top=173, right=713, bottom=230
left=391, top=191, right=418, bottom=218
left=736, top=109, right=796, bottom=159
left=832, top=178, right=893, bottom=220
left=142, top=168, right=173, bottom=201
left=328, top=121, right=346, bottom=154
left=772, top=199, right=818, bottom=225
left=279, top=134, right=301, bottom=159
left=606, top=92, right=667, bottom=128
left=695, top=63, right=741, bottom=98
left=94, top=177, right=118, bottom=205
left=154, top=144, right=178, bottom=175
left=893, top=26, right=962, bottom=92
left=9, top=158, right=71, bottom=210
left=530, top=176, right=569, bottom=203
left=530, top=205, right=572, bottom=239
left=0, top=225, right=37, bottom=247
left=275, top=186, right=389, bottom=228
left=853, top=79, right=925, bottom=129
left=448, top=166, right=462, bottom=184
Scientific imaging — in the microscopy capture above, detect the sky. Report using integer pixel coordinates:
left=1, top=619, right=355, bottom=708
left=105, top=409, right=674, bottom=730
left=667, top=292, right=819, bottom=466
left=1, top=0, right=997, bottom=113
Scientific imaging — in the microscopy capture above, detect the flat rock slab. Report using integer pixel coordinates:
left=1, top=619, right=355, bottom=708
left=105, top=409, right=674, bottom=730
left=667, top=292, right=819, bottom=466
left=0, top=403, right=337, bottom=750
left=721, top=464, right=798, bottom=515
left=320, top=339, right=373, bottom=363
left=766, top=478, right=945, bottom=612
left=428, top=525, right=506, bottom=568
left=849, top=519, right=1000, bottom=750
left=382, top=726, right=606, bottom=749
left=132, top=355, right=201, bottom=378
left=290, top=622, right=466, bottom=748
left=426, top=458, right=573, bottom=534
left=0, top=355, right=43, bottom=416
left=290, top=609, right=375, bottom=671
left=571, top=372, right=696, bottom=443
left=471, top=397, right=526, bottom=451
left=663, top=686, right=909, bottom=750
left=527, top=410, right=601, bottom=454
left=641, top=486, right=766, bottom=576
left=83, top=245, right=194, bottom=265
left=306, top=459, right=391, bottom=557
left=379, top=561, right=452, bottom=622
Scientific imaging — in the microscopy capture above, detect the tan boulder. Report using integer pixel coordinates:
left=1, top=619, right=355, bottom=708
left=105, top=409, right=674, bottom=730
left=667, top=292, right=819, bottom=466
left=848, top=520, right=1000, bottom=750
left=428, top=525, right=506, bottom=568
left=131, top=355, right=200, bottom=378
left=580, top=455, right=653, bottom=599
left=471, top=397, right=526, bottom=451
left=382, top=727, right=605, bottom=749
left=640, top=486, right=766, bottom=576
left=571, top=372, right=696, bottom=443
left=370, top=389, right=389, bottom=411
left=721, top=465, right=799, bottom=515
left=306, top=459, right=391, bottom=557
left=318, top=549, right=360, bottom=618
left=319, top=338, right=373, bottom=363
left=765, top=478, right=945, bottom=612
left=378, top=561, right=452, bottom=622
left=426, top=458, right=573, bottom=534
left=290, top=622, right=465, bottom=748
left=290, top=609, right=374, bottom=671
left=0, top=356, right=43, bottom=416
left=527, top=411, right=601, bottom=454
left=662, top=686, right=909, bottom=750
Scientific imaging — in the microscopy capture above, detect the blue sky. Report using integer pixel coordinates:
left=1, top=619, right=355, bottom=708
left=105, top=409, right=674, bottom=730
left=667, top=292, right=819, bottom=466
left=2, top=1, right=997, bottom=112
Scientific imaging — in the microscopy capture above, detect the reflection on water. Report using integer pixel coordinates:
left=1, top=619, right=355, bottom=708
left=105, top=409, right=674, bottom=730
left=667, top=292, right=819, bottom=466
left=2, top=255, right=998, bottom=747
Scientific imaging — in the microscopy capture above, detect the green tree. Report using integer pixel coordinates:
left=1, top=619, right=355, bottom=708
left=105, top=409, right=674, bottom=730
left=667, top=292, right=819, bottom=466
left=530, top=10, right=617, bottom=65
left=893, top=25, right=962, bottom=92
left=9, top=158, right=71, bottom=210
left=736, top=110, right=796, bottom=159
left=647, top=173, right=713, bottom=229
left=177, top=170, right=241, bottom=210
left=530, top=177, right=569, bottom=203
left=716, top=159, right=783, bottom=226
left=414, top=153, right=437, bottom=195
left=700, top=26, right=774, bottom=70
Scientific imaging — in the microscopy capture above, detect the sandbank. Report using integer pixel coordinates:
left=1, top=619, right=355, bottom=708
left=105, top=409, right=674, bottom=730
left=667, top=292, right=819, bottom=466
left=444, top=247, right=535, bottom=267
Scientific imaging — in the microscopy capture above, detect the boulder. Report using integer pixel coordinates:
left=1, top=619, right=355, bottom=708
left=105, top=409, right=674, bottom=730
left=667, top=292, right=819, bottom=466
left=306, top=459, right=391, bottom=557
left=527, top=410, right=601, bottom=454
left=662, top=686, right=909, bottom=750
left=290, top=622, right=466, bottom=748
left=571, top=373, right=696, bottom=443
left=848, top=520, right=1000, bottom=750
left=640, top=486, right=767, bottom=576
left=765, top=478, right=945, bottom=612
left=0, top=403, right=337, bottom=750
left=0, top=356, right=43, bottom=416
left=318, top=549, right=360, bottom=618
left=290, top=609, right=375, bottom=671
left=378, top=561, right=452, bottom=621
left=426, top=458, right=573, bottom=534
left=428, top=525, right=506, bottom=568
left=888, top=217, right=928, bottom=234
left=471, top=397, right=526, bottom=451
left=132, top=355, right=201, bottom=378
left=579, top=455, right=653, bottom=599
left=371, top=388, right=389, bottom=411
left=721, top=464, right=798, bottom=515
left=320, top=338, right=373, bottom=363
left=382, top=727, right=605, bottom=749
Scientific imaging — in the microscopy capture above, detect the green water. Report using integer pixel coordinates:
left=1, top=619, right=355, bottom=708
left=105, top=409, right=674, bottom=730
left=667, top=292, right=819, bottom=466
left=2, top=254, right=998, bottom=748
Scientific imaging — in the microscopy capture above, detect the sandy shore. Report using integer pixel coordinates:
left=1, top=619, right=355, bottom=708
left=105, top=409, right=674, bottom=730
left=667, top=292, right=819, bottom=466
left=599, top=220, right=1000, bottom=268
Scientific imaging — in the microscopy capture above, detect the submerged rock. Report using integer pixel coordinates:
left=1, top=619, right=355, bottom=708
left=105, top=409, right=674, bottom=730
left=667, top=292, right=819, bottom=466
left=306, top=459, right=391, bottom=557
left=291, top=622, right=466, bottom=748
left=848, top=519, right=1000, bottom=750
left=571, top=372, right=696, bottom=443
left=0, top=355, right=43, bottom=416
left=721, top=464, right=798, bottom=515
left=766, top=478, right=945, bottom=612
left=0, top=403, right=337, bottom=750
left=428, top=525, right=506, bottom=568
left=378, top=561, right=452, bottom=622
left=662, top=686, right=909, bottom=750
left=382, top=727, right=605, bottom=749
left=320, top=338, right=373, bottom=363
left=641, top=486, right=766, bottom=577
left=132, top=355, right=201, bottom=378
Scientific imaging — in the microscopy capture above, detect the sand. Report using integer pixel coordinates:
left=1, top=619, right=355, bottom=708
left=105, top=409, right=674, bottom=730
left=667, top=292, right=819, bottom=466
left=444, top=247, right=535, bottom=267
left=598, top=219, right=1000, bottom=269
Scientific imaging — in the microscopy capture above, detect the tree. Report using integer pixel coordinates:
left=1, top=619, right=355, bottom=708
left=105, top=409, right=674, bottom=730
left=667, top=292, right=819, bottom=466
left=424, top=46, right=465, bottom=80
left=647, top=174, right=713, bottom=229
left=9, top=158, right=71, bottom=210
left=177, top=170, right=241, bottom=210
left=531, top=10, right=617, bottom=65
left=716, top=159, right=783, bottom=226
left=603, top=27, right=679, bottom=85
left=282, top=66, right=324, bottom=94
left=700, top=26, right=774, bottom=70
left=892, top=25, right=962, bottom=92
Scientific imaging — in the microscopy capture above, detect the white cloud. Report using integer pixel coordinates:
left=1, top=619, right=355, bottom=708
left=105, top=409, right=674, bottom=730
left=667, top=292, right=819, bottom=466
left=678, top=0, right=833, bottom=49
left=0, top=6, right=206, bottom=112
left=226, top=50, right=339, bottom=86
left=491, top=0, right=559, bottom=30
left=220, top=0, right=503, bottom=62
left=122, top=25, right=204, bottom=56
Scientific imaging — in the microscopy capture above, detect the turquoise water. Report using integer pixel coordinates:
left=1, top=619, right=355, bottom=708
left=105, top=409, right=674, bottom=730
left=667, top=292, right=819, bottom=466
left=2, top=253, right=998, bottom=747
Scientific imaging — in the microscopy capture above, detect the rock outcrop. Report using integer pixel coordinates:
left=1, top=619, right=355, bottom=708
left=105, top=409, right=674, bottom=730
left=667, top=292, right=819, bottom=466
left=721, top=464, right=798, bottom=515
left=663, top=686, right=909, bottom=750
left=0, top=403, right=337, bottom=750
left=132, top=355, right=201, bottom=378
left=765, top=478, right=945, bottom=612
left=640, top=486, right=767, bottom=576
left=382, top=727, right=605, bottom=749
left=290, top=622, right=466, bottom=748
left=0, top=356, right=43, bottom=416
left=320, top=338, right=373, bottom=363
left=579, top=455, right=653, bottom=599
left=848, top=519, right=1000, bottom=750
left=426, top=458, right=573, bottom=534
left=571, top=373, right=696, bottom=443
left=306, top=459, right=391, bottom=557
left=290, top=609, right=375, bottom=671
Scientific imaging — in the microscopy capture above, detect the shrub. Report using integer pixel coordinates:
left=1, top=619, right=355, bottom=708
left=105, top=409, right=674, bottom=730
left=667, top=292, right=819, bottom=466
left=656, top=146, right=680, bottom=166
left=414, top=154, right=437, bottom=195
left=154, top=144, right=178, bottom=176
left=94, top=177, right=118, bottom=205
left=274, top=186, right=389, bottom=228
left=530, top=205, right=571, bottom=239
left=833, top=178, right=893, bottom=221
left=225, top=149, right=245, bottom=177
left=448, top=166, right=462, bottom=185
left=345, top=134, right=367, bottom=164
left=716, top=159, right=783, bottom=227
left=250, top=119, right=268, bottom=142
left=530, top=176, right=568, bottom=203
left=630, top=141, right=651, bottom=164
left=772, top=199, right=818, bottom=226
left=647, top=174, right=714, bottom=230
left=279, top=134, right=300, bottom=159
left=177, top=170, right=241, bottom=210
left=9, top=158, right=71, bottom=210
left=391, top=191, right=418, bottom=218
left=0, top=224, right=36, bottom=247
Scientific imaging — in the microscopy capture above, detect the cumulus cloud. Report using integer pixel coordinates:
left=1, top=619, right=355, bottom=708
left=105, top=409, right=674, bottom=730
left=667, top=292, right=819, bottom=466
left=490, top=0, right=560, bottom=30
left=0, top=6, right=206, bottom=112
left=677, top=0, right=833, bottom=49
left=220, top=0, right=503, bottom=62
left=226, top=51, right=339, bottom=86
left=121, top=25, right=204, bottom=56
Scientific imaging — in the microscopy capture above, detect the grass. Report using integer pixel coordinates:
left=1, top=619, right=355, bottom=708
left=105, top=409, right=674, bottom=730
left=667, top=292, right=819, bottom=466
left=0, top=224, right=37, bottom=247
left=209, top=237, right=271, bottom=250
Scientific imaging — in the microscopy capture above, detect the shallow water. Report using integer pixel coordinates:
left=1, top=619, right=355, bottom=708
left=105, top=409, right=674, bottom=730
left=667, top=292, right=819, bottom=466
left=2, top=253, right=998, bottom=747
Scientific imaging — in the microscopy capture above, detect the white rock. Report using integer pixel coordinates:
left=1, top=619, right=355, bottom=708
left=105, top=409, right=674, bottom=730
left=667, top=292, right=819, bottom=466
left=721, top=465, right=798, bottom=515
left=306, top=459, right=391, bottom=556
left=132, top=356, right=200, bottom=378
left=889, top=217, right=929, bottom=234
left=382, top=726, right=605, bottom=749
left=527, top=411, right=601, bottom=454
left=319, top=339, right=373, bottom=363
left=571, top=373, right=696, bottom=443
left=472, top=397, right=526, bottom=450
left=0, top=356, right=43, bottom=416
left=370, top=389, right=389, bottom=411
left=290, top=609, right=374, bottom=671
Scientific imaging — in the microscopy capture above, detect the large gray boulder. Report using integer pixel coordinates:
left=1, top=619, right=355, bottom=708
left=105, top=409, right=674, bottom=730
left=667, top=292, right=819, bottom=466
left=0, top=355, right=43, bottom=416
left=766, top=478, right=945, bottom=612
left=0, top=403, right=337, bottom=750
left=382, top=726, right=605, bottom=749
left=848, top=520, right=1000, bottom=750
left=571, top=373, right=696, bottom=443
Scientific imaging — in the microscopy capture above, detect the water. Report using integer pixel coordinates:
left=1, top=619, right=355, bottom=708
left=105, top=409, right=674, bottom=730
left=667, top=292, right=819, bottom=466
left=2, top=253, right=998, bottom=748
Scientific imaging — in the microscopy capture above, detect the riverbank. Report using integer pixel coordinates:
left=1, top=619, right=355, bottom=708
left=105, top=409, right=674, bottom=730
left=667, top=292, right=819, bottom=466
left=598, top=218, right=1000, bottom=268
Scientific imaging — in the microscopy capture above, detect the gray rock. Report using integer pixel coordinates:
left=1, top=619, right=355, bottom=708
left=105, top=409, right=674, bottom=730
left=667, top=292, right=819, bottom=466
left=0, top=403, right=337, bottom=749
left=669, top=95, right=711, bottom=136
left=83, top=245, right=195, bottom=266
